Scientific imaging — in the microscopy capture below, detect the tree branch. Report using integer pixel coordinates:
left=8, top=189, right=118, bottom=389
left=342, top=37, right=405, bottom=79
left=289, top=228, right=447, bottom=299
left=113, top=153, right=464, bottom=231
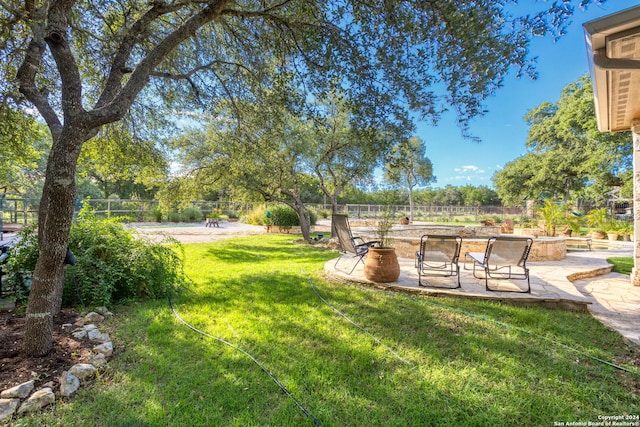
left=16, top=2, right=63, bottom=138
left=91, top=0, right=233, bottom=125
left=44, top=0, right=86, bottom=123
left=94, top=0, right=187, bottom=110
left=149, top=60, right=255, bottom=80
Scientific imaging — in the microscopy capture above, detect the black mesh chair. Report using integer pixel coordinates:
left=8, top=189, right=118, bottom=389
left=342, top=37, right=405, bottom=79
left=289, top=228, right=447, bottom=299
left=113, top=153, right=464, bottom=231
left=0, top=245, right=9, bottom=297
left=332, top=214, right=379, bottom=274
left=415, top=235, right=462, bottom=288
left=465, top=236, right=533, bottom=293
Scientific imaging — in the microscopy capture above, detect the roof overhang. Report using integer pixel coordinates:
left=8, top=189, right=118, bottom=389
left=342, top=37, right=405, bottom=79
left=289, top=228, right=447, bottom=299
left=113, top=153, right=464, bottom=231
left=584, top=6, right=640, bottom=133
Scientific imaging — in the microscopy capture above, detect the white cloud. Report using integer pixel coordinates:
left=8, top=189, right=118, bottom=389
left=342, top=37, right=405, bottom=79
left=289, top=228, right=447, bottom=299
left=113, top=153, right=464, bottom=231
left=454, top=165, right=485, bottom=174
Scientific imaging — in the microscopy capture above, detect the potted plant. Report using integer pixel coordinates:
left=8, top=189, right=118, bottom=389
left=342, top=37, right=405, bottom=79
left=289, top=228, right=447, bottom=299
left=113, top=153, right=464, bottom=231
left=364, top=212, right=400, bottom=283
left=619, top=223, right=633, bottom=241
left=606, top=224, right=620, bottom=241
left=586, top=208, right=608, bottom=239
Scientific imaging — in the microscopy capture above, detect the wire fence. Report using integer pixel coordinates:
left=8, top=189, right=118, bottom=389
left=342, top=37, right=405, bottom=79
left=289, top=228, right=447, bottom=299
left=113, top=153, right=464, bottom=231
left=0, top=197, right=528, bottom=228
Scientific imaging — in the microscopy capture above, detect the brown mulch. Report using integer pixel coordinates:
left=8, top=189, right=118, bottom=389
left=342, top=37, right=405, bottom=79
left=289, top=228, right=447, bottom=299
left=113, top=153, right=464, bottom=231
left=0, top=306, right=94, bottom=393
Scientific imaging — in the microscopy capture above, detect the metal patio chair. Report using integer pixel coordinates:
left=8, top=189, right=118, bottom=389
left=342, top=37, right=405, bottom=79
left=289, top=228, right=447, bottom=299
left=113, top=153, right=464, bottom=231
left=415, top=235, right=462, bottom=288
left=464, top=236, right=533, bottom=293
left=332, top=214, right=379, bottom=274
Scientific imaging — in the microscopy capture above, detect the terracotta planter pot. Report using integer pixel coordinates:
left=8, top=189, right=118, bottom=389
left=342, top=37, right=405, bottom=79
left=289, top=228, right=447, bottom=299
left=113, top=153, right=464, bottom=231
left=364, top=247, right=400, bottom=283
left=607, top=233, right=619, bottom=241
left=592, top=231, right=606, bottom=240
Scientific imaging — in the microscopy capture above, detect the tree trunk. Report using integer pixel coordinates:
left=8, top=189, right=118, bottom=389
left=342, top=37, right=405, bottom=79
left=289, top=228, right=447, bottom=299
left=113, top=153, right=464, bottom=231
left=408, top=186, right=415, bottom=222
left=24, top=129, right=83, bottom=356
left=330, top=195, right=339, bottom=215
left=299, top=213, right=311, bottom=241
left=290, top=197, right=312, bottom=241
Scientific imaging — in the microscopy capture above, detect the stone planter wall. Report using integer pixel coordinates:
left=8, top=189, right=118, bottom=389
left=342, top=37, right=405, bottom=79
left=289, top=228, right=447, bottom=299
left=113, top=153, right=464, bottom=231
left=265, top=225, right=315, bottom=235
left=388, top=236, right=566, bottom=262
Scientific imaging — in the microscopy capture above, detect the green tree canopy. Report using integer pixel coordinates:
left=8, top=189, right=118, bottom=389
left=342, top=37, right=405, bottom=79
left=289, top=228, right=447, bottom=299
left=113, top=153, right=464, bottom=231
left=0, top=105, right=49, bottom=195
left=78, top=124, right=169, bottom=199
left=493, top=75, right=632, bottom=206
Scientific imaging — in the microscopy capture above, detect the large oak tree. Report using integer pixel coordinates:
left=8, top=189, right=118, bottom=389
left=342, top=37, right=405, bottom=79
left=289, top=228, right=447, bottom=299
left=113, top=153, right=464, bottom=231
left=1, top=0, right=605, bottom=356
left=493, top=75, right=632, bottom=206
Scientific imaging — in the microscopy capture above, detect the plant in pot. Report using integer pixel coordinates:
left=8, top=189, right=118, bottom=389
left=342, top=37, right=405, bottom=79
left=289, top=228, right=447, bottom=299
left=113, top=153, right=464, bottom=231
left=586, top=208, right=608, bottom=239
left=606, top=221, right=621, bottom=241
left=363, top=211, right=400, bottom=283
left=565, top=212, right=583, bottom=237
left=619, top=223, right=633, bottom=241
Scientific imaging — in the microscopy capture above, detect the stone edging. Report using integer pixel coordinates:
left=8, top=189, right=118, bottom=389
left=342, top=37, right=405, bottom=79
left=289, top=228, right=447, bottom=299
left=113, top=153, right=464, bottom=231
left=0, top=308, right=114, bottom=422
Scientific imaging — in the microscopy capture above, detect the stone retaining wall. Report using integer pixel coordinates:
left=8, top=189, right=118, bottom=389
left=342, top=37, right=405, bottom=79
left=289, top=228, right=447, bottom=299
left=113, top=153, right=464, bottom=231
left=386, top=236, right=566, bottom=262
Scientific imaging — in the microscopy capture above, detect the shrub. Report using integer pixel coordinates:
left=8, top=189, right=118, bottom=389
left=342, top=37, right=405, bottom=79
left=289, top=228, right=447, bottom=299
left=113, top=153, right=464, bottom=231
left=268, top=205, right=317, bottom=227
left=147, top=207, right=163, bottom=222
left=223, top=209, right=239, bottom=219
left=167, top=211, right=182, bottom=223
left=181, top=207, right=203, bottom=222
left=270, top=204, right=299, bottom=227
left=244, top=204, right=270, bottom=225
left=5, top=205, right=187, bottom=308
left=3, top=225, right=39, bottom=305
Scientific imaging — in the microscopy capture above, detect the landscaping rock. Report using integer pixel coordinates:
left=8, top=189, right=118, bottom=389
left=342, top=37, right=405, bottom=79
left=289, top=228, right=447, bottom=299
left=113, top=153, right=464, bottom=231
left=88, top=329, right=110, bottom=343
left=87, top=328, right=103, bottom=341
left=88, top=353, right=108, bottom=367
left=1, top=380, right=34, bottom=399
left=0, top=398, right=20, bottom=421
left=59, top=372, right=80, bottom=397
left=17, top=388, right=55, bottom=414
left=93, top=342, right=113, bottom=358
left=95, top=306, right=114, bottom=317
left=68, top=364, right=96, bottom=382
left=83, top=312, right=105, bottom=323
left=72, top=329, right=87, bottom=339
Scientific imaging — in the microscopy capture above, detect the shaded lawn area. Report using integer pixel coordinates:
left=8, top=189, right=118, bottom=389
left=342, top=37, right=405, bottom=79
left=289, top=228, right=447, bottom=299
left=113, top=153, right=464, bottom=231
left=17, top=235, right=640, bottom=426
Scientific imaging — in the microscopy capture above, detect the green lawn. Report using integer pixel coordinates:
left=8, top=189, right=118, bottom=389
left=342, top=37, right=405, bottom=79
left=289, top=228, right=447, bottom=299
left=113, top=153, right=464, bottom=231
left=608, top=256, right=634, bottom=275
left=16, top=235, right=640, bottom=426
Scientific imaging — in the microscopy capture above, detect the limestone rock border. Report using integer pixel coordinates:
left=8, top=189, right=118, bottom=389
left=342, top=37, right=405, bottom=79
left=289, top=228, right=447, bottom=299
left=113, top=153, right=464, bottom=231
left=0, top=309, right=114, bottom=423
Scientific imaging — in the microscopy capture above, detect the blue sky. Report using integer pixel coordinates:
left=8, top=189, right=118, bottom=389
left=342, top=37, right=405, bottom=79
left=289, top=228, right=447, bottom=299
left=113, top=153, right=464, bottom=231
left=418, top=0, right=639, bottom=189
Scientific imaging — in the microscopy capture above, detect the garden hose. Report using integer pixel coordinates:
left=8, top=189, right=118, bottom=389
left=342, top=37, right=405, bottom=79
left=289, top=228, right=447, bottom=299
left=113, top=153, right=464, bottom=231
left=168, top=297, right=322, bottom=427
left=304, top=272, right=413, bottom=366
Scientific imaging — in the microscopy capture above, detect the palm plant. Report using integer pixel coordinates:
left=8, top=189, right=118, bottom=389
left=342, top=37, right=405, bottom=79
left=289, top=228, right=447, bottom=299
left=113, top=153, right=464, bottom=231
left=537, top=199, right=565, bottom=236
left=586, top=208, right=609, bottom=234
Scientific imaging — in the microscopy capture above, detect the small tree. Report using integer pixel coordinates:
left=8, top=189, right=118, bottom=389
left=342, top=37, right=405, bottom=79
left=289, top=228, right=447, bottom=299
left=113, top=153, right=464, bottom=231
left=385, top=136, right=435, bottom=221
left=537, top=199, right=565, bottom=237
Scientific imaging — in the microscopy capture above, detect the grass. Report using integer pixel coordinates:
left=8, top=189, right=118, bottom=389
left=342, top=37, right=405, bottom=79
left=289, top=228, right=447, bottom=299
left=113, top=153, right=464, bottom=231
left=608, top=256, right=634, bottom=275
left=14, top=235, right=640, bottom=426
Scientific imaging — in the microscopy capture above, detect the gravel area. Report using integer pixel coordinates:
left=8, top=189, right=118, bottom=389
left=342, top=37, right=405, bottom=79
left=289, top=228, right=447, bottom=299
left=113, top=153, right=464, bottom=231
left=130, top=221, right=270, bottom=244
